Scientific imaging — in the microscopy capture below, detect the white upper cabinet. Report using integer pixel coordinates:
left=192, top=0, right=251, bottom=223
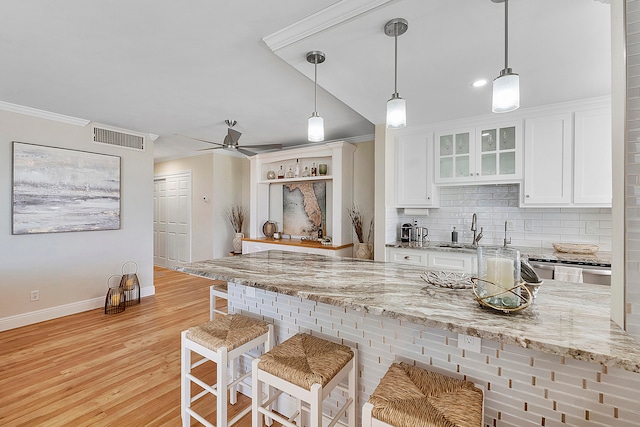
left=435, top=121, right=522, bottom=184
left=522, top=113, right=573, bottom=205
left=522, top=105, right=612, bottom=207
left=573, top=107, right=612, bottom=206
left=395, top=133, right=439, bottom=207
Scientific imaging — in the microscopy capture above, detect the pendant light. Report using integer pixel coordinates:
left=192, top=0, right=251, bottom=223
left=307, top=51, right=325, bottom=142
left=492, top=0, right=519, bottom=113
left=384, top=18, right=408, bottom=129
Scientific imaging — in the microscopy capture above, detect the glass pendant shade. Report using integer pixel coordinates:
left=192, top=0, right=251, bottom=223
left=308, top=114, right=324, bottom=142
left=492, top=70, right=519, bottom=113
left=386, top=94, right=406, bottom=128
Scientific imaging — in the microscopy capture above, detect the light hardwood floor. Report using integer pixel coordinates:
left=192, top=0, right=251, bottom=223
left=0, top=266, right=276, bottom=427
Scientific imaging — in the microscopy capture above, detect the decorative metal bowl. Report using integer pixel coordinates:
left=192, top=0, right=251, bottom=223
left=472, top=278, right=532, bottom=313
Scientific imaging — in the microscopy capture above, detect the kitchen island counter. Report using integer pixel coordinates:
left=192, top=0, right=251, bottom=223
left=177, top=250, right=639, bottom=373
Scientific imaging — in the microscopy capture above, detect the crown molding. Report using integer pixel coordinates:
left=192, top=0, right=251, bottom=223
left=0, top=100, right=90, bottom=126
left=263, top=0, right=394, bottom=51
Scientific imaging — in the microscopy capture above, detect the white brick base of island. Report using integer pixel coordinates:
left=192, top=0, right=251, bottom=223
left=229, top=283, right=640, bottom=427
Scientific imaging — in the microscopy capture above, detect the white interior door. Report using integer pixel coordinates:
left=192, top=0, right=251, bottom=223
left=154, top=172, right=192, bottom=268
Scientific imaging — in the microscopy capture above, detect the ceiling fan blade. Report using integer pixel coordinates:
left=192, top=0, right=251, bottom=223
left=177, top=134, right=223, bottom=146
left=197, top=146, right=225, bottom=151
left=244, top=143, right=283, bottom=150
left=227, top=128, right=242, bottom=145
left=237, top=147, right=257, bottom=156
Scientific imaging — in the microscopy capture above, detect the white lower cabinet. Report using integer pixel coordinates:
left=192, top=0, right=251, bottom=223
left=385, top=247, right=477, bottom=274
left=386, top=247, right=429, bottom=266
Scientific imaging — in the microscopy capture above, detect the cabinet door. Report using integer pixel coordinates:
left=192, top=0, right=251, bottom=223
left=573, top=107, right=612, bottom=206
left=396, top=134, right=437, bottom=207
left=435, top=129, right=476, bottom=183
left=477, top=123, right=521, bottom=181
left=522, top=114, right=572, bottom=205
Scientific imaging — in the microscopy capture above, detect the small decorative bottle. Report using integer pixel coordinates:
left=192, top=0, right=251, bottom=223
left=294, top=159, right=300, bottom=178
left=311, top=162, right=317, bottom=177
left=302, top=166, right=310, bottom=177
left=277, top=165, right=285, bottom=179
left=286, top=166, right=294, bottom=179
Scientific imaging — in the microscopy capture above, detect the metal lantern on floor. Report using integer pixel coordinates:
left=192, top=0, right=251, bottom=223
left=105, top=274, right=125, bottom=315
left=120, top=261, right=140, bottom=306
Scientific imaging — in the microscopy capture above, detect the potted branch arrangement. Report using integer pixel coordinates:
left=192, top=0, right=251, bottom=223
left=348, top=205, right=374, bottom=260
left=226, top=204, right=246, bottom=254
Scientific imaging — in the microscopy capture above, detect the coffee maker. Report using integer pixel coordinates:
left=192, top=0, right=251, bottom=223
left=401, top=223, right=412, bottom=242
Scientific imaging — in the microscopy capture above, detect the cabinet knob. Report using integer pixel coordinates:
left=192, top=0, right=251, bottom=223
left=427, top=197, right=431, bottom=200
left=469, top=173, right=473, bottom=176
left=476, top=173, right=480, bottom=176
left=526, top=194, right=530, bottom=198
left=404, top=256, right=410, bottom=260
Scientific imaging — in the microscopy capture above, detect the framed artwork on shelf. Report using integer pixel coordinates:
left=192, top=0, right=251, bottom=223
left=12, top=142, right=121, bottom=234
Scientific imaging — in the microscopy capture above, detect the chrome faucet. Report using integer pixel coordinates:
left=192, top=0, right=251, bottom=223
left=471, top=213, right=483, bottom=246
left=503, top=221, right=511, bottom=247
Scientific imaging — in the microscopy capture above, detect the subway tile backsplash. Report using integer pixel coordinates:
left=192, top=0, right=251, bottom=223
left=387, top=184, right=612, bottom=251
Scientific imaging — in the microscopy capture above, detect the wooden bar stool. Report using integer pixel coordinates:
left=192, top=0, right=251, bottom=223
left=252, top=333, right=357, bottom=427
left=181, top=314, right=273, bottom=427
left=210, top=282, right=228, bottom=319
left=362, top=362, right=484, bottom=427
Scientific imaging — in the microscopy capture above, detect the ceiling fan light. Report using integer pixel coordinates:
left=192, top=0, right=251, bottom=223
left=386, top=94, right=406, bottom=128
left=492, top=70, right=520, bottom=113
left=308, top=114, right=324, bottom=142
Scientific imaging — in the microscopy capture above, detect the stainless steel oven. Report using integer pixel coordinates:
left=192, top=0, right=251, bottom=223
left=528, top=259, right=611, bottom=286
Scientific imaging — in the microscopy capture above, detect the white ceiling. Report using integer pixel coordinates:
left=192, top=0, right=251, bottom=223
left=0, top=1, right=610, bottom=161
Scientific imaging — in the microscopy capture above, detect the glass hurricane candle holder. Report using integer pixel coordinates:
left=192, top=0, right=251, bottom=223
left=477, top=246, right=521, bottom=309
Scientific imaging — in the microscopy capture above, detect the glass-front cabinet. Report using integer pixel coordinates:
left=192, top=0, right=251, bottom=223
left=435, top=121, right=522, bottom=184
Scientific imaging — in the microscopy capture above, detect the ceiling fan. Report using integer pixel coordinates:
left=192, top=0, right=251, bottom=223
left=180, top=120, right=282, bottom=157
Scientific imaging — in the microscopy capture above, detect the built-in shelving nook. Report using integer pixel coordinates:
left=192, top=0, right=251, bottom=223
left=248, top=141, right=355, bottom=246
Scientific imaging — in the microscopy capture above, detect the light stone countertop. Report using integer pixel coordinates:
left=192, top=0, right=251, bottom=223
left=176, top=250, right=639, bottom=373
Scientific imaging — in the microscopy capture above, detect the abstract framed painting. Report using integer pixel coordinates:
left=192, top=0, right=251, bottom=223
left=12, top=142, right=121, bottom=234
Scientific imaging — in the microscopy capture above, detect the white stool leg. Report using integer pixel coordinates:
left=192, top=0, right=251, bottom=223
left=229, top=356, right=237, bottom=405
left=180, top=331, right=191, bottom=427
left=210, top=289, right=216, bottom=321
left=310, top=383, right=323, bottom=427
left=348, top=350, right=358, bottom=427
left=251, top=358, right=262, bottom=427
left=217, top=347, right=228, bottom=427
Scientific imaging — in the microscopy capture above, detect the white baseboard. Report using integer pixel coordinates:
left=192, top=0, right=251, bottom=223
left=0, top=285, right=156, bottom=332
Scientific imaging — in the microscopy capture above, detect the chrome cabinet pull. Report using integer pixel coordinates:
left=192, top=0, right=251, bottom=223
left=404, top=256, right=410, bottom=260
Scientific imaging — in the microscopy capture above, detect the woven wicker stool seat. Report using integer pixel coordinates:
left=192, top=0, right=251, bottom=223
left=181, top=314, right=273, bottom=427
left=252, top=333, right=358, bottom=427
left=362, top=362, right=484, bottom=427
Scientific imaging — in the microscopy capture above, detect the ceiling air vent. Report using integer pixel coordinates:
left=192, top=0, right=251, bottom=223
left=92, top=124, right=145, bottom=151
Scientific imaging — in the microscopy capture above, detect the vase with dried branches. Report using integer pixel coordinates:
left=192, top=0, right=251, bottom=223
left=226, top=204, right=246, bottom=254
left=348, top=205, right=374, bottom=259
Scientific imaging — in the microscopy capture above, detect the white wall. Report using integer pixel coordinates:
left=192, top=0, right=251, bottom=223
left=352, top=140, right=375, bottom=254
left=0, top=109, right=154, bottom=331
left=154, top=153, right=214, bottom=262
left=154, top=152, right=249, bottom=261
left=212, top=153, right=248, bottom=258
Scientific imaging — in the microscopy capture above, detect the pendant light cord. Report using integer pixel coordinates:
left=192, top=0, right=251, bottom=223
left=314, top=61, right=318, bottom=114
left=394, top=29, right=399, bottom=95
left=504, top=0, right=509, bottom=70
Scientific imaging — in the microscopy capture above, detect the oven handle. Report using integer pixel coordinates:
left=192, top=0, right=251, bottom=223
left=529, top=262, right=611, bottom=276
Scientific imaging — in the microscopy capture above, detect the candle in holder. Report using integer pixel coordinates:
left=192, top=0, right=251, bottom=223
left=111, top=292, right=121, bottom=306
left=478, top=246, right=521, bottom=308
left=485, top=257, right=513, bottom=296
